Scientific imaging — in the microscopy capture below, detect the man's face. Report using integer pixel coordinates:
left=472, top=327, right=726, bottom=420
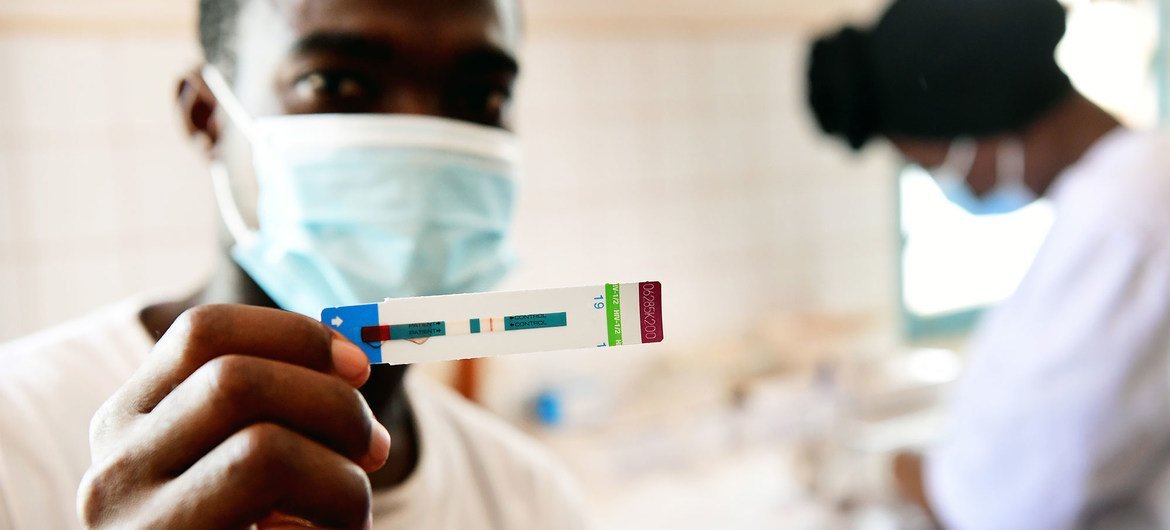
left=228, top=0, right=519, bottom=128
left=187, top=0, right=521, bottom=228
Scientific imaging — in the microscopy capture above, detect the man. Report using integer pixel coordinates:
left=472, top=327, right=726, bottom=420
left=809, top=0, right=1170, bottom=528
left=0, top=0, right=588, bottom=528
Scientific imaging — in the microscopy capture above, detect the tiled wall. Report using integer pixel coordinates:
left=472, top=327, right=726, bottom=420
left=0, top=6, right=898, bottom=372
left=507, top=28, right=897, bottom=339
left=0, top=28, right=216, bottom=340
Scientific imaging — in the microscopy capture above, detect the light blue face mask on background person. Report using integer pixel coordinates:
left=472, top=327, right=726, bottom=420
left=933, top=137, right=1036, bottom=216
left=202, top=66, right=520, bottom=317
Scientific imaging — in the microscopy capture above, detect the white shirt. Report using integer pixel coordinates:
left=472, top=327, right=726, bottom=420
left=927, top=129, right=1170, bottom=530
left=0, top=300, right=588, bottom=530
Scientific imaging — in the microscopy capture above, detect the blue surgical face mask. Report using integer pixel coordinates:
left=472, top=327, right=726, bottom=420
left=932, top=137, right=1036, bottom=216
left=202, top=66, right=520, bottom=317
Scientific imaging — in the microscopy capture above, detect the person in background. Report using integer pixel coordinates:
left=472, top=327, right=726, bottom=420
left=808, top=0, right=1170, bottom=527
left=0, top=0, right=588, bottom=528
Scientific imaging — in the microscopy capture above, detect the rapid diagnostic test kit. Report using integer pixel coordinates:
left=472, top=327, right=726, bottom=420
left=323, top=282, right=664, bottom=365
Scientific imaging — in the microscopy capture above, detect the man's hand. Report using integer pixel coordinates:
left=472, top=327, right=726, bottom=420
left=77, top=305, right=391, bottom=529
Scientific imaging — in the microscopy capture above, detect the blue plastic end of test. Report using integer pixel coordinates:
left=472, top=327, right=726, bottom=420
left=321, top=303, right=382, bottom=364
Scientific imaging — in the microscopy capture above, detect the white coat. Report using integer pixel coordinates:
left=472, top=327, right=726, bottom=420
left=927, top=129, right=1170, bottom=529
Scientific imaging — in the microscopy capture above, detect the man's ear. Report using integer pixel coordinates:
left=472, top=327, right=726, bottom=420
left=176, top=65, right=222, bottom=158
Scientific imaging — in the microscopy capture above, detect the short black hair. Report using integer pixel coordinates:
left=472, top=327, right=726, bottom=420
left=808, top=0, right=1073, bottom=150
left=197, top=0, right=523, bottom=77
left=199, top=0, right=244, bottom=74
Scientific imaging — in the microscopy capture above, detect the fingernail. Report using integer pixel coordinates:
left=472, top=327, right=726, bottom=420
left=363, top=421, right=391, bottom=472
left=331, top=336, right=370, bottom=385
left=365, top=512, right=374, bottom=530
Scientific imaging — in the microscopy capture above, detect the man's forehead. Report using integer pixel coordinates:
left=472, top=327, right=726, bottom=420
left=261, top=0, right=517, bottom=51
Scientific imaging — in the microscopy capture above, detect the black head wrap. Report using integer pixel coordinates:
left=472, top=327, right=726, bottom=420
left=808, top=0, right=1073, bottom=150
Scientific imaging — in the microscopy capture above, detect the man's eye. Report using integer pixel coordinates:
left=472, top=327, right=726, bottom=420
left=455, top=85, right=511, bottom=124
left=293, top=72, right=371, bottom=103
left=482, top=91, right=509, bottom=115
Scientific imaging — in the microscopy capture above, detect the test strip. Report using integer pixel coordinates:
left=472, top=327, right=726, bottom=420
left=322, top=282, right=664, bottom=365
left=358, top=313, right=569, bottom=345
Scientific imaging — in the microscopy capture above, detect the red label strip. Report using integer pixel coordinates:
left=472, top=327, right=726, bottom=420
left=638, top=281, right=664, bottom=344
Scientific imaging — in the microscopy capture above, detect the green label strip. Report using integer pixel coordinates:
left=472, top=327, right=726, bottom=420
left=605, top=283, right=623, bottom=346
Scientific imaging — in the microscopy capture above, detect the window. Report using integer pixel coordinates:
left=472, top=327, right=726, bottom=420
left=900, top=169, right=1054, bottom=336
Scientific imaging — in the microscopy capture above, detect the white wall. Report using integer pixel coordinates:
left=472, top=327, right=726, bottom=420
left=0, top=18, right=214, bottom=340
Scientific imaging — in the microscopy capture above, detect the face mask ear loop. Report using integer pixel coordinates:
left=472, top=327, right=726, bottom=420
left=996, top=137, right=1028, bottom=190
left=201, top=65, right=261, bottom=250
left=940, top=137, right=978, bottom=180
left=210, top=161, right=259, bottom=250
left=201, top=65, right=259, bottom=143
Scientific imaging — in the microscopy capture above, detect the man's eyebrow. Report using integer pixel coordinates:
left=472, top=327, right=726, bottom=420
left=290, top=33, right=518, bottom=76
left=454, top=45, right=520, bottom=76
left=291, top=32, right=397, bottom=61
